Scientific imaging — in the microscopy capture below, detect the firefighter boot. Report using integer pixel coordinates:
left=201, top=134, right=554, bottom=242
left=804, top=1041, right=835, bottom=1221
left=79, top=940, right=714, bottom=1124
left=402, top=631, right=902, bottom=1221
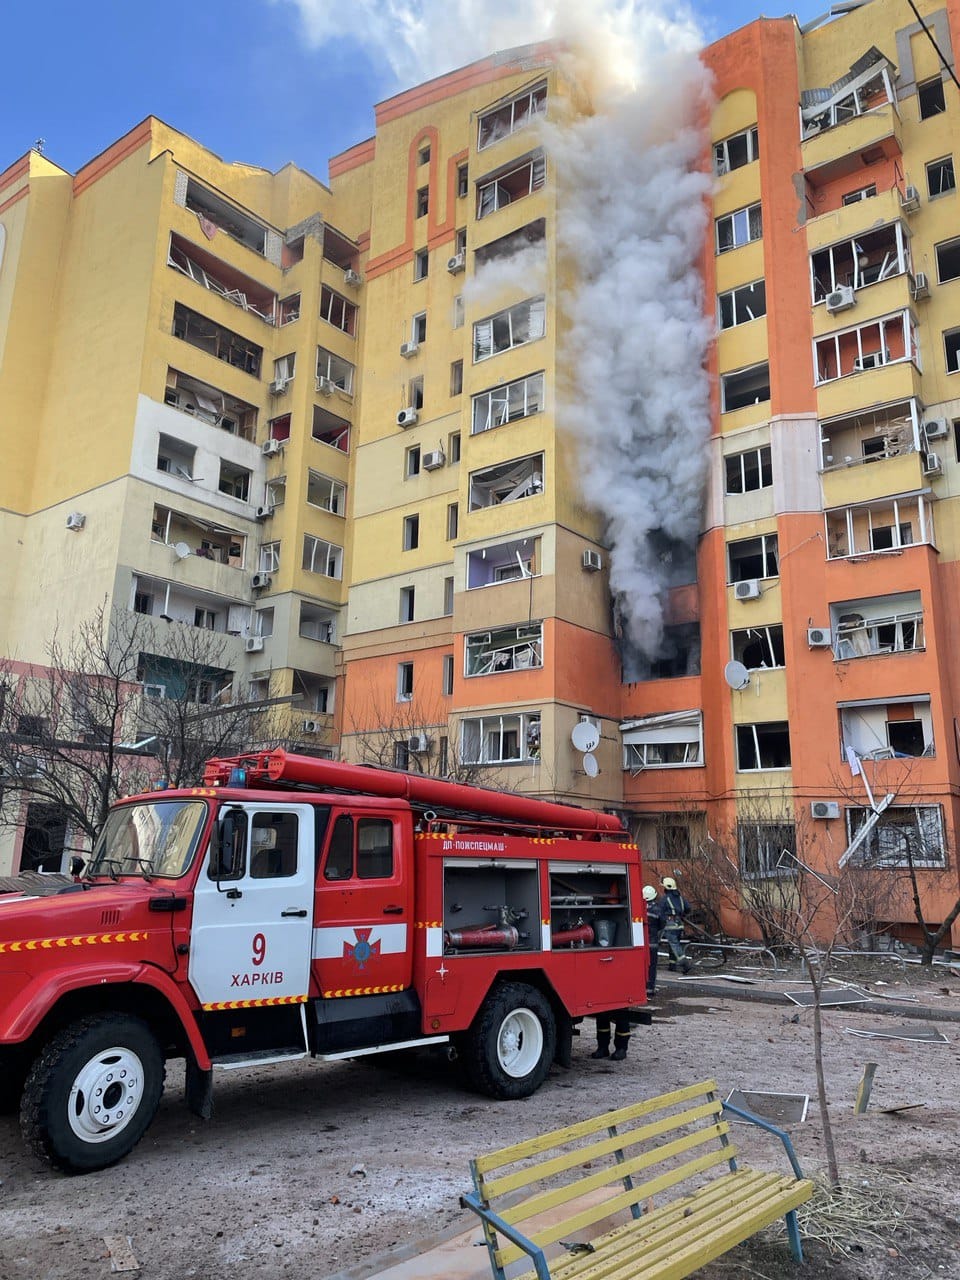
left=591, top=1033, right=611, bottom=1059
left=611, top=1033, right=630, bottom=1062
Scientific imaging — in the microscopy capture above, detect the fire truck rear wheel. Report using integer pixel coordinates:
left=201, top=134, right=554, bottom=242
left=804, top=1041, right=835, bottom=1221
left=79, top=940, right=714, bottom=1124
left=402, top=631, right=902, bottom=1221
left=464, top=983, right=556, bottom=1100
left=20, top=1014, right=165, bottom=1173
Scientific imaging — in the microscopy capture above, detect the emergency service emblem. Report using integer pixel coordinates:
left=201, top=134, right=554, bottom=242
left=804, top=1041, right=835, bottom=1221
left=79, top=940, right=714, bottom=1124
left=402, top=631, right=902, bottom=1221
left=343, top=927, right=381, bottom=971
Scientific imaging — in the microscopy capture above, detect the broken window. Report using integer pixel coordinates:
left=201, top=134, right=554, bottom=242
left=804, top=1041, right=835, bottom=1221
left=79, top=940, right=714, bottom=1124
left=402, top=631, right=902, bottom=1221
left=725, top=445, right=772, bottom=493
left=800, top=56, right=896, bottom=139
left=302, top=535, right=343, bottom=579
left=474, top=220, right=545, bottom=269
left=715, top=203, right=762, bottom=253
left=622, top=710, right=703, bottom=769
left=728, top=533, right=779, bottom=582
left=183, top=180, right=268, bottom=255
left=472, top=372, right=544, bottom=434
left=735, top=722, right=791, bottom=771
left=927, top=157, right=956, bottom=198
left=312, top=406, right=350, bottom=453
left=720, top=363, right=770, bottom=412
left=477, top=155, right=546, bottom=217
left=279, top=294, right=300, bottom=325
left=299, top=603, right=336, bottom=644
left=260, top=542, right=281, bottom=573
left=918, top=76, right=945, bottom=120
left=831, top=592, right=924, bottom=659
left=321, top=224, right=360, bottom=274
left=306, top=470, right=345, bottom=515
left=469, top=453, right=544, bottom=509
left=467, top=537, right=539, bottom=588
left=731, top=624, right=785, bottom=669
left=810, top=222, right=910, bottom=301
left=268, top=415, right=291, bottom=443
left=631, top=623, right=701, bottom=680
left=466, top=623, right=542, bottom=676
left=714, top=126, right=759, bottom=175
left=461, top=712, right=541, bottom=763
left=839, top=696, right=933, bottom=760
left=814, top=311, right=916, bottom=383
left=218, top=461, right=251, bottom=502
left=738, top=822, right=797, bottom=879
left=819, top=399, right=920, bottom=470
left=168, top=234, right=277, bottom=322
left=163, top=369, right=257, bottom=440
left=172, top=303, right=262, bottom=377
left=409, top=376, right=424, bottom=410
left=320, top=286, right=357, bottom=336
left=473, top=296, right=545, bottom=361
left=156, top=435, right=196, bottom=481
left=825, top=494, right=934, bottom=557
left=718, top=280, right=766, bottom=329
left=936, top=236, right=960, bottom=283
left=478, top=82, right=547, bottom=150
left=316, top=347, right=355, bottom=394
left=846, top=805, right=944, bottom=867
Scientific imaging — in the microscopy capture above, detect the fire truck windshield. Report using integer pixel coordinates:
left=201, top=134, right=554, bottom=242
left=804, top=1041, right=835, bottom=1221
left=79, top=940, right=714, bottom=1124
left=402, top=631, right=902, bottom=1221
left=88, top=800, right=208, bottom=879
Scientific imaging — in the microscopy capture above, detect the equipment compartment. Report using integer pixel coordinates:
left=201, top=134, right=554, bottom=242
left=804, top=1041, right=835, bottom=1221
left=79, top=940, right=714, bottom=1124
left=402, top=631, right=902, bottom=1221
left=549, top=862, right=631, bottom=949
left=443, top=860, right=540, bottom=954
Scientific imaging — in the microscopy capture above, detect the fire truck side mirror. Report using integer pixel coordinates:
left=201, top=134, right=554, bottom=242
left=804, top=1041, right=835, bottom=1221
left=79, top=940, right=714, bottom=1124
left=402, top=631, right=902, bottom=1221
left=69, top=855, right=86, bottom=878
left=212, top=807, right=247, bottom=890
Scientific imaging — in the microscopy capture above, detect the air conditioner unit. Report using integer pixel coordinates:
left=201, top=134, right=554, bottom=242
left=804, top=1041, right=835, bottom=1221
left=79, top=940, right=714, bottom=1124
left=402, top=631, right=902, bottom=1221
left=255, top=505, right=271, bottom=520
left=268, top=379, right=288, bottom=396
left=422, top=449, right=445, bottom=471
left=343, top=269, right=362, bottom=287
left=923, top=451, right=942, bottom=476
left=399, top=341, right=420, bottom=358
left=807, top=626, right=832, bottom=648
left=924, top=418, right=949, bottom=441
left=397, top=407, right=419, bottom=428
left=261, top=438, right=282, bottom=457
left=582, top=549, right=602, bottom=571
left=245, top=636, right=264, bottom=653
left=899, top=184, right=921, bottom=213
left=446, top=252, right=466, bottom=274
left=65, top=512, right=86, bottom=531
left=316, top=376, right=335, bottom=396
left=251, top=572, right=272, bottom=590
left=302, top=719, right=321, bottom=733
left=407, top=734, right=431, bottom=753
left=734, top=578, right=761, bottom=600
left=825, top=285, right=856, bottom=314
left=911, top=271, right=930, bottom=300
left=811, top=800, right=840, bottom=820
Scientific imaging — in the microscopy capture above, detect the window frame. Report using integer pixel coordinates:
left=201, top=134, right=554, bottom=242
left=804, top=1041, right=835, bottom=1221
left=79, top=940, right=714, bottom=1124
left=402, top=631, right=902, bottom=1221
left=715, top=203, right=762, bottom=254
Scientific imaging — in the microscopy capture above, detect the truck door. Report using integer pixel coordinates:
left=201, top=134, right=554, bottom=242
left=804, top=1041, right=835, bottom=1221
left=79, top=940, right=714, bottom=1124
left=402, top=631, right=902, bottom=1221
left=189, top=803, right=315, bottom=1009
left=313, top=811, right=413, bottom=996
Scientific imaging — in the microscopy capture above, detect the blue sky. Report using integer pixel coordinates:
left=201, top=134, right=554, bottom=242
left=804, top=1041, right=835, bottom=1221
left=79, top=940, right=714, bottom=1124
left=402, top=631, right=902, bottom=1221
left=2, top=1, right=829, bottom=184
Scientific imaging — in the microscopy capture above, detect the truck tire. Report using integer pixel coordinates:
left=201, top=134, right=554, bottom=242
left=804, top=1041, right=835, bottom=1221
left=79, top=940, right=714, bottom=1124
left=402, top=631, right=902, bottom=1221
left=20, top=1014, right=164, bottom=1173
left=463, top=982, right=556, bottom=1100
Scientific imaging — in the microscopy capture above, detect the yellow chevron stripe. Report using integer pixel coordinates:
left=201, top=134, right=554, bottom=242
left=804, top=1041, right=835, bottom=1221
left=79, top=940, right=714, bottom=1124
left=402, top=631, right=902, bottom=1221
left=202, top=994, right=308, bottom=1011
left=321, top=984, right=405, bottom=998
left=0, top=930, right=147, bottom=955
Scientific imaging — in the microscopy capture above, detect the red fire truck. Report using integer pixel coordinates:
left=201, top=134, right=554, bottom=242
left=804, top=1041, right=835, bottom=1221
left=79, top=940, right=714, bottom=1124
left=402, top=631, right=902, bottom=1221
left=0, top=751, right=649, bottom=1172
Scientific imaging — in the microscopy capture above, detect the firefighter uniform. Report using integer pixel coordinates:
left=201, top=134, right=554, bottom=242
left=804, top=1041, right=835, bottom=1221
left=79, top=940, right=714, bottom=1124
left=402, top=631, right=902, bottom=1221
left=592, top=1009, right=631, bottom=1060
left=643, top=885, right=665, bottom=997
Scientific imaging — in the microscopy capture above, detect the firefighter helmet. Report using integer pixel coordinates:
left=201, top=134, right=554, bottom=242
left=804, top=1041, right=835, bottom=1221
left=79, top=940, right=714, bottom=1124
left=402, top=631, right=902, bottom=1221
left=642, top=885, right=658, bottom=902
left=661, top=876, right=677, bottom=890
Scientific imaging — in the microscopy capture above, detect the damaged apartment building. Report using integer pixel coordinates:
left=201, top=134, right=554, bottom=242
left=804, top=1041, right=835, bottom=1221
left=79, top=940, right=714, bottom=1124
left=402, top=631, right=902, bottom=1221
left=0, top=0, right=958, bottom=949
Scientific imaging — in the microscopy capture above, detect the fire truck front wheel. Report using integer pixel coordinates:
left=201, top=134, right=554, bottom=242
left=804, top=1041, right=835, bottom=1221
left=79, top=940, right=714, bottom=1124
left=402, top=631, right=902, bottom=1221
left=463, top=982, right=556, bottom=1100
left=20, top=1014, right=165, bottom=1173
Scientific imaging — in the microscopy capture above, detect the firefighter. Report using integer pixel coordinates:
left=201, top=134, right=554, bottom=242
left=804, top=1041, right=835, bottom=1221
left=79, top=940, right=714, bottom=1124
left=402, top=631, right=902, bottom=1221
left=643, top=884, right=665, bottom=997
left=661, top=876, right=692, bottom=974
left=591, top=1009, right=631, bottom=1061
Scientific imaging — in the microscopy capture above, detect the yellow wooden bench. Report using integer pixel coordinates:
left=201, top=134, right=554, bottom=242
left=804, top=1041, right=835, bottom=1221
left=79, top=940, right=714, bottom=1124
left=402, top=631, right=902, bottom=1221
left=462, top=1079, right=815, bottom=1280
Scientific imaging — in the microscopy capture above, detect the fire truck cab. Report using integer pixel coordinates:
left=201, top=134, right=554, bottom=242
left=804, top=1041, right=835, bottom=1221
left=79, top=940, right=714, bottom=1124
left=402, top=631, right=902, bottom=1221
left=0, top=751, right=649, bottom=1172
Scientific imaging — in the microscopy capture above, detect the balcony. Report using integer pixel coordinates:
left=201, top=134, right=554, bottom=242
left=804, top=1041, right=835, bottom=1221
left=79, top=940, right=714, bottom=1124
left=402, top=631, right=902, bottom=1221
left=168, top=234, right=278, bottom=325
left=825, top=493, right=936, bottom=560
left=163, top=369, right=257, bottom=442
left=131, top=574, right=253, bottom=639
left=800, top=58, right=901, bottom=185
left=830, top=591, right=924, bottom=661
left=172, top=302, right=262, bottom=378
left=806, top=187, right=906, bottom=252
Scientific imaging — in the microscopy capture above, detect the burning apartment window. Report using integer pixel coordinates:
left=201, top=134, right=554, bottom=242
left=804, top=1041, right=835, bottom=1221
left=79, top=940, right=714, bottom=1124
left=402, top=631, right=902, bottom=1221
left=477, top=154, right=546, bottom=218
left=936, top=236, right=960, bottom=284
left=918, top=76, right=946, bottom=119
left=630, top=623, right=701, bottom=680
left=306, top=470, right=345, bottom=515
left=477, top=82, right=547, bottom=150
left=718, top=280, right=766, bottom=330
left=720, top=363, right=770, bottom=412
left=302, top=535, right=343, bottom=579
left=725, top=445, right=772, bottom=494
left=316, top=346, right=355, bottom=394
left=846, top=805, right=944, bottom=867
left=465, top=623, right=542, bottom=676
left=738, top=822, right=797, bottom=880
left=715, top=203, right=762, bottom=253
left=927, top=157, right=956, bottom=199
left=727, top=533, right=779, bottom=581
left=320, top=286, right=357, bottom=336
left=461, top=712, right=540, bottom=763
left=713, top=126, right=759, bottom=175
left=735, top=722, right=792, bottom=771
left=472, top=372, right=544, bottom=433
left=622, top=711, right=703, bottom=770
left=469, top=453, right=544, bottom=509
left=473, top=296, right=545, bottom=362
left=730, top=624, right=785, bottom=669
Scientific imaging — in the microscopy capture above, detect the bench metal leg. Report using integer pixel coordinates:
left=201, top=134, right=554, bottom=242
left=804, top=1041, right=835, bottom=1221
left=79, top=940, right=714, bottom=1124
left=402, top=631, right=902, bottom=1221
left=785, top=1209, right=804, bottom=1263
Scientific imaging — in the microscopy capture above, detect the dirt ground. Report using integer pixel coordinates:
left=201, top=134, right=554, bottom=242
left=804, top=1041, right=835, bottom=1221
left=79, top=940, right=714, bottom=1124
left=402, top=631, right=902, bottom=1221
left=1, top=958, right=959, bottom=1280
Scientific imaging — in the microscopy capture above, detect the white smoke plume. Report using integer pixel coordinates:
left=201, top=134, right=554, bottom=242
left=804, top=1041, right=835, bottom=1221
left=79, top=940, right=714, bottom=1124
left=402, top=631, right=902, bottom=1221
left=277, top=0, right=714, bottom=658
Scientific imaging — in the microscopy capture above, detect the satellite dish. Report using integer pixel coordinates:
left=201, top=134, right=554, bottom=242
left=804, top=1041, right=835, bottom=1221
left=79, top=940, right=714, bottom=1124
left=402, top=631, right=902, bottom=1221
left=723, top=660, right=751, bottom=691
left=571, top=721, right=600, bottom=753
left=173, top=541, right=192, bottom=560
left=582, top=753, right=599, bottom=778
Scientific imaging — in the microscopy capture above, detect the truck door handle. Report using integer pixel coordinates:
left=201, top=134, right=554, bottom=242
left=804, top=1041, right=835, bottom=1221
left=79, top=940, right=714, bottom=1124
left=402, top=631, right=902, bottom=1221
left=383, top=904, right=404, bottom=915
left=281, top=909, right=308, bottom=918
